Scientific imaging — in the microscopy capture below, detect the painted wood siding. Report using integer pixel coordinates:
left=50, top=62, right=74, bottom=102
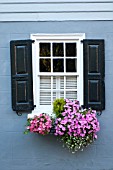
left=0, top=0, right=113, bottom=21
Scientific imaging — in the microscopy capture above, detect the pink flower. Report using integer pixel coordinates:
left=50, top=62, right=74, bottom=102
left=62, top=127, right=66, bottom=131
left=61, top=119, right=68, bottom=125
left=26, top=113, right=52, bottom=135
left=80, top=133, right=85, bottom=137
left=94, top=134, right=97, bottom=139
left=58, top=131, right=64, bottom=135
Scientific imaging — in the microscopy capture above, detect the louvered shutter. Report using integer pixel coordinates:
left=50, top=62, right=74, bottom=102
left=10, top=40, right=34, bottom=113
left=83, top=39, right=105, bottom=111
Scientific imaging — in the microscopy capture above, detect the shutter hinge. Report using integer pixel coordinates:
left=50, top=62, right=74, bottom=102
left=16, top=111, right=22, bottom=116
left=97, top=111, right=102, bottom=116
left=81, top=40, right=83, bottom=43
left=32, top=40, right=35, bottom=43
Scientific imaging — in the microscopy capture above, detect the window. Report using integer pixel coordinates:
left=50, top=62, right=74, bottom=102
left=10, top=37, right=105, bottom=115
left=31, top=34, right=85, bottom=115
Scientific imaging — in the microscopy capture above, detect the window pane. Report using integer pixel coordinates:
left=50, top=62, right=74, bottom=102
left=53, top=91, right=64, bottom=100
left=60, top=91, right=64, bottom=98
left=53, top=92, right=57, bottom=101
left=66, top=59, right=77, bottom=72
left=53, top=43, right=64, bottom=57
left=66, top=76, right=77, bottom=89
left=53, top=77, right=56, bottom=89
left=40, top=76, right=51, bottom=105
left=66, top=91, right=77, bottom=100
left=40, top=59, right=51, bottom=72
left=66, top=43, right=76, bottom=57
left=40, top=76, right=51, bottom=89
left=60, top=76, right=64, bottom=89
left=40, top=91, right=51, bottom=105
left=53, top=59, right=64, bottom=72
left=53, top=76, right=64, bottom=89
left=39, top=43, right=51, bottom=57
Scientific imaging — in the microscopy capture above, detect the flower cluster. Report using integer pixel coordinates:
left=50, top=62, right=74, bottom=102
left=24, top=99, right=100, bottom=152
left=24, top=113, right=52, bottom=135
left=54, top=99, right=100, bottom=152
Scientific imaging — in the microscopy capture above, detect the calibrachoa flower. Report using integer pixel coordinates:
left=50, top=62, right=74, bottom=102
left=54, top=99, right=100, bottom=152
left=24, top=113, right=52, bottom=135
left=24, top=99, right=100, bottom=153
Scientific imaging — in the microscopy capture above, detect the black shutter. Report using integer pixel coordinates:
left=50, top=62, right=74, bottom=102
left=83, top=39, right=105, bottom=111
left=10, top=40, right=34, bottom=113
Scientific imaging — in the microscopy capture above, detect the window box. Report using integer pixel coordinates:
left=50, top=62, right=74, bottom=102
left=24, top=99, right=100, bottom=153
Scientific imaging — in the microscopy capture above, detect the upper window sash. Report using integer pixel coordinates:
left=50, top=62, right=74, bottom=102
left=37, top=40, right=79, bottom=75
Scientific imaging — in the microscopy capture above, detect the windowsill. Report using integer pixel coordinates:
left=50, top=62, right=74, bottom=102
left=28, top=108, right=54, bottom=119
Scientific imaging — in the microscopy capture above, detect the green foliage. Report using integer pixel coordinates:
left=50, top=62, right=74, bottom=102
left=53, top=98, right=66, bottom=118
left=24, top=118, right=32, bottom=134
left=61, top=133, right=94, bottom=152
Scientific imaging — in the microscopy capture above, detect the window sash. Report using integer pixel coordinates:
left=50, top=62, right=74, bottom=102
left=38, top=75, right=78, bottom=106
left=38, top=40, right=78, bottom=75
left=31, top=34, right=85, bottom=115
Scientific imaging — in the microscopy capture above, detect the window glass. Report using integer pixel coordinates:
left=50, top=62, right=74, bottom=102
left=39, top=75, right=78, bottom=105
left=53, top=59, right=64, bottom=72
left=40, top=59, right=51, bottom=72
left=66, top=43, right=76, bottom=57
left=39, top=42, right=77, bottom=73
left=39, top=43, right=51, bottom=57
left=53, top=43, right=64, bottom=57
left=66, top=59, right=77, bottom=72
left=38, top=41, right=78, bottom=105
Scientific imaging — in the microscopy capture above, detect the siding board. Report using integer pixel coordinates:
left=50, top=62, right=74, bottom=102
left=0, top=0, right=113, bottom=2
left=0, top=3, right=113, bottom=13
left=0, top=12, right=112, bottom=21
left=0, top=1, right=113, bottom=21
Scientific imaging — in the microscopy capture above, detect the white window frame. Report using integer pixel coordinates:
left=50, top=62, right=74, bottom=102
left=28, top=33, right=85, bottom=118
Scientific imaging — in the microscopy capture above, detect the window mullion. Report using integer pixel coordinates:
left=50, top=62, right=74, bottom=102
left=77, top=42, right=79, bottom=75
left=51, top=42, right=53, bottom=73
left=64, top=42, right=66, bottom=73
left=51, top=42, right=53, bottom=109
left=64, top=76, right=66, bottom=99
left=56, top=77, right=59, bottom=98
left=37, top=42, right=40, bottom=108
left=64, top=42, right=66, bottom=99
left=51, top=76, right=53, bottom=109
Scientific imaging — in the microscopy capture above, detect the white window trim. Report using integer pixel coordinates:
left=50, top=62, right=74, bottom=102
left=28, top=33, right=85, bottom=118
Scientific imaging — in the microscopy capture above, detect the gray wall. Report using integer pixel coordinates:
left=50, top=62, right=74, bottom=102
left=0, top=21, right=113, bottom=170
left=0, top=0, right=113, bottom=21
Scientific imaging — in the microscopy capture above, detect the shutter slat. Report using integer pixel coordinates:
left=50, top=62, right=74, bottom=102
left=83, top=39, right=105, bottom=111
